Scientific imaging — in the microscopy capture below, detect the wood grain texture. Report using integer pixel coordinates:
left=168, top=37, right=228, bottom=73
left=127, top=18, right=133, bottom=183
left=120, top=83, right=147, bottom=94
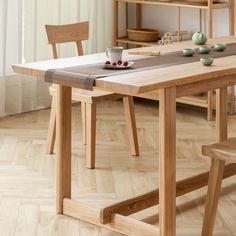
left=229, top=0, right=235, bottom=35
left=45, top=22, right=89, bottom=44
left=56, top=85, right=72, bottom=213
left=85, top=103, right=97, bottom=169
left=201, top=159, right=226, bottom=236
left=47, top=95, right=56, bottom=154
left=207, top=90, right=213, bottom=121
left=216, top=88, right=228, bottom=141
left=159, top=87, right=176, bottom=236
left=202, top=138, right=236, bottom=163
left=122, top=96, right=139, bottom=156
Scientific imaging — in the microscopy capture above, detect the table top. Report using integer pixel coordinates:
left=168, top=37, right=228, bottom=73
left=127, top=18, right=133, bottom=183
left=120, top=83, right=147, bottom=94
left=13, top=36, right=236, bottom=94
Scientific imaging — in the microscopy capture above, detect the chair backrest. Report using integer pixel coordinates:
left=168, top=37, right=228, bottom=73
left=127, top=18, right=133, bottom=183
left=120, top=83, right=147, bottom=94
left=45, top=21, right=89, bottom=59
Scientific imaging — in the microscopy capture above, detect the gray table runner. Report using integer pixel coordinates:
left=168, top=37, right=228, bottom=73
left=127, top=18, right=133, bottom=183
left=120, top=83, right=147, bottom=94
left=45, top=43, right=236, bottom=90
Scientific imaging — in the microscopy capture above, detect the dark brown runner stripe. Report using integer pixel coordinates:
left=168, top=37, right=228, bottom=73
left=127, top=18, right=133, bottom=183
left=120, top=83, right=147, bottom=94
left=45, top=43, right=236, bottom=90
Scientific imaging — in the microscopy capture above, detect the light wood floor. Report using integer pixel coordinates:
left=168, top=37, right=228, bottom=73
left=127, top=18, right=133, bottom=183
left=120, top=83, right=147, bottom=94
left=0, top=99, right=236, bottom=236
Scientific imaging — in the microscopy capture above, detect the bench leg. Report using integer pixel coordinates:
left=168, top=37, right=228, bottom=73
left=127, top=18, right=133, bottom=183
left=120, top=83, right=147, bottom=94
left=202, top=159, right=225, bottom=236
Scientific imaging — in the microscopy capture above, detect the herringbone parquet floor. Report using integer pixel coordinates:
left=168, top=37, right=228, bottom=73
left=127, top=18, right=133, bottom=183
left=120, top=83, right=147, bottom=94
left=0, top=99, right=236, bottom=236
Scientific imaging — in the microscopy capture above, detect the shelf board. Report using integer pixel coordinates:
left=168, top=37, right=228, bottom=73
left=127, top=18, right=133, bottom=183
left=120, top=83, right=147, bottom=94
left=117, top=37, right=159, bottom=46
left=117, top=0, right=230, bottom=10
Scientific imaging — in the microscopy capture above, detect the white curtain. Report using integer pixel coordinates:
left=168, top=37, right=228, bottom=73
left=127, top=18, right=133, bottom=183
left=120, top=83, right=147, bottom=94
left=0, top=0, right=123, bottom=117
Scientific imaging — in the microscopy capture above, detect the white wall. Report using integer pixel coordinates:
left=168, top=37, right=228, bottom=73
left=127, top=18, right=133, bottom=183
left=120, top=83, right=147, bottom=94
left=128, top=3, right=235, bottom=37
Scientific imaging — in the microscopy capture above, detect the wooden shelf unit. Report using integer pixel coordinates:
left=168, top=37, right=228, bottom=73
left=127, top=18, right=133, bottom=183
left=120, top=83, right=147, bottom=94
left=113, top=0, right=235, bottom=120
left=114, top=0, right=234, bottom=46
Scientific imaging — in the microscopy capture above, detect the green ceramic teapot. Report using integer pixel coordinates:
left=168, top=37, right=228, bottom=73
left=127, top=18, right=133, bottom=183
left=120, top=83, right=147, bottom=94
left=192, top=32, right=207, bottom=45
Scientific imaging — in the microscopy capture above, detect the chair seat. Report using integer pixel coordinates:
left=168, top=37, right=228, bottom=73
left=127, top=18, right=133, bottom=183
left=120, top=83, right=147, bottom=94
left=49, top=85, right=123, bottom=103
left=202, top=137, right=236, bottom=163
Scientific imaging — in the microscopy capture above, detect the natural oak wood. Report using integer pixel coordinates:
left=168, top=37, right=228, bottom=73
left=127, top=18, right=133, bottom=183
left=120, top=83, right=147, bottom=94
left=45, top=22, right=139, bottom=168
left=228, top=85, right=235, bottom=114
left=202, top=87, right=229, bottom=236
left=216, top=88, right=228, bottom=141
left=202, top=159, right=226, bottom=236
left=136, top=3, right=142, bottom=28
left=199, top=9, right=202, bottom=32
left=100, top=163, right=236, bottom=224
left=116, top=0, right=230, bottom=9
left=122, top=96, right=139, bottom=156
left=202, top=138, right=236, bottom=163
left=177, top=7, right=181, bottom=41
left=63, top=198, right=101, bottom=225
left=229, top=0, right=235, bottom=36
left=85, top=103, right=96, bottom=169
left=13, top=36, right=236, bottom=94
left=81, top=101, right=87, bottom=145
left=207, top=90, right=213, bottom=121
left=159, top=87, right=176, bottom=236
left=47, top=95, right=56, bottom=154
left=108, top=214, right=159, bottom=236
left=208, top=0, right=213, bottom=38
left=56, top=85, right=72, bottom=213
left=45, top=22, right=89, bottom=45
left=63, top=199, right=159, bottom=236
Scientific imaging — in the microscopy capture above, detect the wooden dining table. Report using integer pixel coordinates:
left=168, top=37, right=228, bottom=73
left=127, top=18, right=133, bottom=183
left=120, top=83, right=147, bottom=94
left=13, top=36, right=236, bottom=236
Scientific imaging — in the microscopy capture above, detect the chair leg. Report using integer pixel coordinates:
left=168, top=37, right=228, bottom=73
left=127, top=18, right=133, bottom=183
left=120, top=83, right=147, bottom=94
left=81, top=101, right=87, bottom=145
left=122, top=96, right=139, bottom=156
left=202, top=159, right=225, bottom=236
left=228, top=85, right=235, bottom=115
left=207, top=90, right=213, bottom=121
left=47, top=96, right=56, bottom=154
left=85, top=103, right=96, bottom=169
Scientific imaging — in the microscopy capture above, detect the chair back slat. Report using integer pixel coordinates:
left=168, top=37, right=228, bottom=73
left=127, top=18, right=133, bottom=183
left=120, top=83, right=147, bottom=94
left=45, top=21, right=89, bottom=58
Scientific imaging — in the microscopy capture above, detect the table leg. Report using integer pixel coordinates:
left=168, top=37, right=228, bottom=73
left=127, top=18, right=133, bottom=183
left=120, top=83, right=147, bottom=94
left=159, top=87, right=176, bottom=236
left=56, top=85, right=72, bottom=213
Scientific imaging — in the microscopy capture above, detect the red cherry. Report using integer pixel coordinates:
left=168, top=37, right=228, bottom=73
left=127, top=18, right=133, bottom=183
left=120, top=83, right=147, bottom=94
left=112, top=62, right=117, bottom=66
left=105, top=61, right=111, bottom=65
left=117, top=60, right=122, bottom=65
left=123, top=61, right=128, bottom=67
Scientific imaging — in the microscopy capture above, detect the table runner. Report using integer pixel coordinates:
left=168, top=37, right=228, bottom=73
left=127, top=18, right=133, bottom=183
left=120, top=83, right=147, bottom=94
left=45, top=43, right=236, bottom=90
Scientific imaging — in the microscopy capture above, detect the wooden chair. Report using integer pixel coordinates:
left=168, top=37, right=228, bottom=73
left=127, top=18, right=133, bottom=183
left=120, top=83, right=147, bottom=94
left=201, top=137, right=236, bottom=236
left=45, top=22, right=139, bottom=169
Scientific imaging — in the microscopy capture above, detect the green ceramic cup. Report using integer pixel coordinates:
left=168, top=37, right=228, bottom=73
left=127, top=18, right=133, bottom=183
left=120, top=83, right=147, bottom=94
left=214, top=44, right=226, bottom=51
left=200, top=57, right=214, bottom=66
left=182, top=48, right=194, bottom=57
left=199, top=46, right=211, bottom=54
